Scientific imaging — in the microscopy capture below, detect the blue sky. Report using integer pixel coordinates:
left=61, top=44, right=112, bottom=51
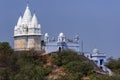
left=0, top=0, right=120, bottom=58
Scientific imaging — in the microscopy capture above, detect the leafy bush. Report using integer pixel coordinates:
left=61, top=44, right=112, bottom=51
left=89, top=74, right=120, bottom=80
left=64, top=61, right=93, bottom=76
left=58, top=73, right=83, bottom=80
left=106, top=57, right=120, bottom=74
left=13, top=65, right=51, bottom=80
left=51, top=50, right=80, bottom=66
left=64, top=61, right=81, bottom=73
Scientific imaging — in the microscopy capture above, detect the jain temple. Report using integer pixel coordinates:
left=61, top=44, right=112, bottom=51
left=13, top=5, right=112, bottom=75
left=14, top=5, right=42, bottom=51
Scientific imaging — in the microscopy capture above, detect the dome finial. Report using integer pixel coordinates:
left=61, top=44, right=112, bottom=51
left=26, top=1, right=30, bottom=9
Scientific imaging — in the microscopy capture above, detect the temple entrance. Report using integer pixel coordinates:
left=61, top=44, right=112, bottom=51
left=100, top=59, right=104, bottom=65
left=59, top=47, right=62, bottom=52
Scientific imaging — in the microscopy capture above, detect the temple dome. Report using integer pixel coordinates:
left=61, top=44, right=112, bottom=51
left=93, top=48, right=99, bottom=53
left=59, top=33, right=64, bottom=37
left=45, top=33, right=49, bottom=37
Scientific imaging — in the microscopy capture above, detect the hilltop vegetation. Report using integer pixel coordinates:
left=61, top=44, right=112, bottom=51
left=106, top=57, right=120, bottom=74
left=0, top=42, right=120, bottom=80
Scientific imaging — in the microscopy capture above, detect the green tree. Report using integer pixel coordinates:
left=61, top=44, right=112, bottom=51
left=0, top=42, right=13, bottom=54
left=0, top=42, right=13, bottom=79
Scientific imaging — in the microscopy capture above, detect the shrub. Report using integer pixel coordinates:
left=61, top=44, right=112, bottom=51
left=58, top=72, right=83, bottom=80
left=64, top=61, right=93, bottom=76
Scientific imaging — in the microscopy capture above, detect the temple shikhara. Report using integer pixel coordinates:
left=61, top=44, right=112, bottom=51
left=14, top=5, right=42, bottom=51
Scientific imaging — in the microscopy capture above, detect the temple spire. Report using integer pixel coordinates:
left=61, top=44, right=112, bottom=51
left=14, top=3, right=42, bottom=37
left=31, top=13, right=38, bottom=27
left=17, top=16, right=22, bottom=26
left=22, top=4, right=32, bottom=24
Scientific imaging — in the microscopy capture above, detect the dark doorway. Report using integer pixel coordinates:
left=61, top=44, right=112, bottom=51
left=100, top=59, right=104, bottom=65
left=59, top=47, right=62, bottom=52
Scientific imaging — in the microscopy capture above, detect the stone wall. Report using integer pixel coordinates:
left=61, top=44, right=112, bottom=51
left=14, top=36, right=41, bottom=51
left=14, top=36, right=27, bottom=50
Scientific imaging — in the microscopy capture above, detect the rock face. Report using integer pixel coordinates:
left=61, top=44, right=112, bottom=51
left=14, top=5, right=42, bottom=51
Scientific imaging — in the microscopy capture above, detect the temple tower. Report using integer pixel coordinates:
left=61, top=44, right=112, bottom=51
left=14, top=5, right=42, bottom=51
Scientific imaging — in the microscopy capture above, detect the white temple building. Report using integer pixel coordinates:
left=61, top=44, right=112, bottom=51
left=85, top=48, right=106, bottom=70
left=14, top=5, right=42, bottom=51
left=44, top=33, right=80, bottom=53
left=84, top=49, right=112, bottom=75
